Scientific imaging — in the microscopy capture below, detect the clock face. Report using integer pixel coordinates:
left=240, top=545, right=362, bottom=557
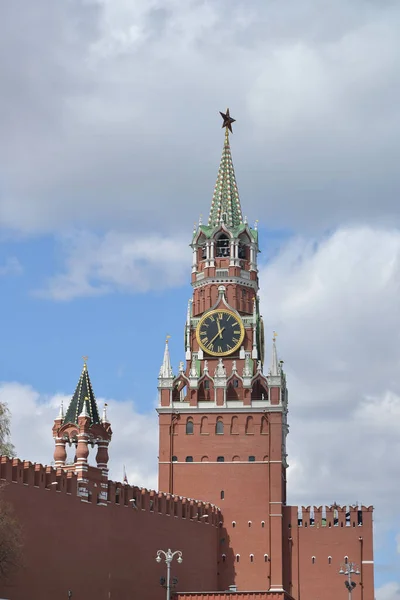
left=196, top=309, right=245, bottom=356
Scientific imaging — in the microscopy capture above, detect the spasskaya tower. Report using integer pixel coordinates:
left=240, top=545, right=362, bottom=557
left=157, top=110, right=289, bottom=593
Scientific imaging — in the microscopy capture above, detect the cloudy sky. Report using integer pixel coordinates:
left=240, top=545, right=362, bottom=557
left=1, top=0, right=400, bottom=597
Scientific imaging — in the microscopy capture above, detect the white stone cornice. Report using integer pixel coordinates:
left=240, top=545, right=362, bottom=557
left=192, top=275, right=257, bottom=291
left=156, top=404, right=284, bottom=414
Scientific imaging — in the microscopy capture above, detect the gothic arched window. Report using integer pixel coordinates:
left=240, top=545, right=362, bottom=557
left=186, top=418, right=194, bottom=435
left=216, top=234, right=230, bottom=257
left=216, top=418, right=224, bottom=435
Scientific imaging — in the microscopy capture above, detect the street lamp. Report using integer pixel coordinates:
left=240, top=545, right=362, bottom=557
left=339, top=561, right=360, bottom=600
left=156, top=548, right=183, bottom=600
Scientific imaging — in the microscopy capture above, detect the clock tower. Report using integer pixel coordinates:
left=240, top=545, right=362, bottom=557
left=157, top=111, right=289, bottom=594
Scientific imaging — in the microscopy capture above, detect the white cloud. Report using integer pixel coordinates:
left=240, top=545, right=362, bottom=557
left=376, top=582, right=400, bottom=600
left=1, top=1, right=400, bottom=234
left=259, top=226, right=400, bottom=537
left=0, top=381, right=158, bottom=490
left=35, top=231, right=189, bottom=300
left=0, top=256, right=22, bottom=276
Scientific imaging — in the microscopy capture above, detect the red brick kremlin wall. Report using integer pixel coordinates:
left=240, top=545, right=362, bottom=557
left=0, top=457, right=219, bottom=600
left=283, top=505, right=374, bottom=600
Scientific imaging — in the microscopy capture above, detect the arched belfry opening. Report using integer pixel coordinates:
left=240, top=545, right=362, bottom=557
left=216, top=234, right=230, bottom=257
left=251, top=378, right=268, bottom=401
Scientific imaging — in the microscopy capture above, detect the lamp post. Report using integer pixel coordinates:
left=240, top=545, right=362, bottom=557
left=156, top=548, right=183, bottom=600
left=339, top=561, right=360, bottom=600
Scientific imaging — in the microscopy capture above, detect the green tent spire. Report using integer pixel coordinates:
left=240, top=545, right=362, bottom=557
left=208, top=109, right=244, bottom=229
left=63, top=358, right=101, bottom=426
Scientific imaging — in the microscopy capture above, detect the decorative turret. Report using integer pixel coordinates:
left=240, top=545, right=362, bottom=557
left=52, top=357, right=112, bottom=498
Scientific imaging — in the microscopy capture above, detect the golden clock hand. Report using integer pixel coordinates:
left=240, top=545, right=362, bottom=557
left=209, top=328, right=225, bottom=346
left=216, top=319, right=224, bottom=339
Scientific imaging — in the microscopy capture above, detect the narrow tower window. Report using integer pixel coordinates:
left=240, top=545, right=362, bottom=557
left=250, top=554, right=254, bottom=563
left=312, top=556, right=316, bottom=564
left=236, top=554, right=240, bottom=563
left=185, top=456, right=193, bottom=462
left=220, top=490, right=225, bottom=500
left=328, top=556, right=332, bottom=565
left=216, top=418, right=224, bottom=435
left=172, top=456, right=178, bottom=462
left=248, top=456, right=256, bottom=462
left=217, top=456, right=225, bottom=462
left=186, top=418, right=194, bottom=435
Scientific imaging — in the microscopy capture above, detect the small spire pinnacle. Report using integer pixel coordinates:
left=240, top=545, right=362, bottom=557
left=58, top=399, right=64, bottom=419
left=199, top=214, right=203, bottom=225
left=159, top=336, right=173, bottom=379
left=102, top=403, right=108, bottom=423
left=254, top=219, right=259, bottom=230
left=270, top=332, right=279, bottom=376
left=79, top=397, right=90, bottom=418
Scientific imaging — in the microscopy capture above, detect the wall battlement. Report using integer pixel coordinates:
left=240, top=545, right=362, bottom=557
left=0, top=456, right=220, bottom=526
left=296, top=504, right=373, bottom=528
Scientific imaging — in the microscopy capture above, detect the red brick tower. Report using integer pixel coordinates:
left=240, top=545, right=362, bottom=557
left=158, top=111, right=289, bottom=593
left=52, top=358, right=112, bottom=503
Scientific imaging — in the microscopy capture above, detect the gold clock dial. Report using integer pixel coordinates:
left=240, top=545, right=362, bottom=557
left=196, top=309, right=245, bottom=356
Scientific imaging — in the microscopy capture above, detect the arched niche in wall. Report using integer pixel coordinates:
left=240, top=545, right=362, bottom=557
left=230, top=415, right=239, bottom=434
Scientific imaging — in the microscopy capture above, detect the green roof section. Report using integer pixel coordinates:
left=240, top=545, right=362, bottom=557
left=208, top=130, right=244, bottom=229
left=194, top=222, right=258, bottom=244
left=63, top=361, right=101, bottom=426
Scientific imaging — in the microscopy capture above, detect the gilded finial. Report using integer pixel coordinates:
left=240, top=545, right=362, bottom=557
left=82, top=355, right=88, bottom=370
left=166, top=335, right=171, bottom=344
left=273, top=331, right=278, bottom=342
left=254, top=219, right=259, bottom=230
